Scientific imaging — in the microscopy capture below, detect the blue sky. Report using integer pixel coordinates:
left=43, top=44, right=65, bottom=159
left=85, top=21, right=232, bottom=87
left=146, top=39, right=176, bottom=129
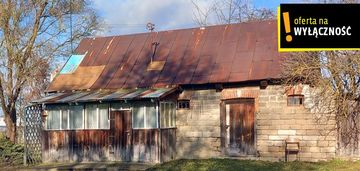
left=92, top=0, right=302, bottom=36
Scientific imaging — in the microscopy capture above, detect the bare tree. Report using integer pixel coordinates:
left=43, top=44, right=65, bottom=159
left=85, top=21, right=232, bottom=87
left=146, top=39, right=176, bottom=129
left=191, top=0, right=275, bottom=26
left=191, top=0, right=214, bottom=27
left=0, top=0, right=100, bottom=142
left=282, top=51, right=360, bottom=155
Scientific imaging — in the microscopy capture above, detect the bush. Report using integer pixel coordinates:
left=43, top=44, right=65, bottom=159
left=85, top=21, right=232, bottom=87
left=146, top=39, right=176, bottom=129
left=0, top=132, right=24, bottom=166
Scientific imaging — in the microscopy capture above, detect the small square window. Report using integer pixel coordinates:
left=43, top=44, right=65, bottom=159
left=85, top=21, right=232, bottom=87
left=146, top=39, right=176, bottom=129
left=287, top=95, right=304, bottom=106
left=177, top=100, right=190, bottom=109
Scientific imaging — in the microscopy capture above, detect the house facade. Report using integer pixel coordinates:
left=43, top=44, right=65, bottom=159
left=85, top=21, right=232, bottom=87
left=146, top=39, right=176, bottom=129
left=31, top=20, right=338, bottom=163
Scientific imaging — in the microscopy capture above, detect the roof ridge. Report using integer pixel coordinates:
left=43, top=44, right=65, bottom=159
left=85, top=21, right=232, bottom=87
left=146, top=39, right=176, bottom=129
left=88, top=19, right=277, bottom=38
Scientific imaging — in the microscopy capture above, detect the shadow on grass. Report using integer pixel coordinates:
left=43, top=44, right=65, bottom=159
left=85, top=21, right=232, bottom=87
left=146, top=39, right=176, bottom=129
left=147, top=159, right=360, bottom=171
left=19, top=161, right=153, bottom=171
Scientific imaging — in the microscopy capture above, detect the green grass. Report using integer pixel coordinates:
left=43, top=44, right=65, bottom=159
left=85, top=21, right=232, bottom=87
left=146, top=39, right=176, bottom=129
left=148, top=158, right=360, bottom=171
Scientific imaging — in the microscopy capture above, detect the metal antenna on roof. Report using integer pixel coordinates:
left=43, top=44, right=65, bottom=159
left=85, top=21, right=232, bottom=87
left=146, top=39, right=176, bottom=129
left=147, top=22, right=159, bottom=63
left=147, top=22, right=155, bottom=32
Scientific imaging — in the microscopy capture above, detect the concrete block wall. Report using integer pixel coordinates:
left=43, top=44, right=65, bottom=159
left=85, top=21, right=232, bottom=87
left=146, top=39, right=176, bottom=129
left=176, top=89, right=222, bottom=159
left=175, top=85, right=336, bottom=161
left=257, top=85, right=336, bottom=162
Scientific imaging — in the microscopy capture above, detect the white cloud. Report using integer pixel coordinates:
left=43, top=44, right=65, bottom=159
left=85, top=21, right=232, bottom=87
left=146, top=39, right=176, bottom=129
left=91, top=0, right=215, bottom=35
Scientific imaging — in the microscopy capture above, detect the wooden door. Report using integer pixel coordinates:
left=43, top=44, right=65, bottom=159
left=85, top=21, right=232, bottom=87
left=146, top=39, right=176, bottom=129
left=109, top=110, right=132, bottom=161
left=226, top=99, right=255, bottom=155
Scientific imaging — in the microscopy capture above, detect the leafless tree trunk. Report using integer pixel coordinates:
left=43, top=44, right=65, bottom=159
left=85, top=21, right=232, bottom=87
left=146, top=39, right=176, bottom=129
left=0, top=0, right=100, bottom=142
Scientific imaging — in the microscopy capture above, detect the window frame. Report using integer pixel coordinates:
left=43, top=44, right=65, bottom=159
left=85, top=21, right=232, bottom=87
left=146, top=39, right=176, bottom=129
left=85, top=103, right=99, bottom=129
left=287, top=94, right=305, bottom=106
left=69, top=105, right=85, bottom=130
left=131, top=101, right=159, bottom=129
left=98, top=103, right=110, bottom=129
left=45, top=105, right=67, bottom=131
left=45, top=103, right=110, bottom=131
left=84, top=103, right=110, bottom=130
left=160, top=101, right=176, bottom=128
left=177, top=100, right=190, bottom=110
left=60, top=106, right=69, bottom=130
left=45, top=107, right=61, bottom=130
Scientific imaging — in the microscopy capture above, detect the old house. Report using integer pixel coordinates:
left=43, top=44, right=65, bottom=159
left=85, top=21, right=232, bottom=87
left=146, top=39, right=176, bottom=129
left=30, top=20, right=338, bottom=163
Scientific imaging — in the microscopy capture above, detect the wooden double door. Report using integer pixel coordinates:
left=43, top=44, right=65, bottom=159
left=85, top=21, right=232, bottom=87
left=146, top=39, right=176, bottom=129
left=109, top=110, right=132, bottom=161
left=224, top=99, right=256, bottom=156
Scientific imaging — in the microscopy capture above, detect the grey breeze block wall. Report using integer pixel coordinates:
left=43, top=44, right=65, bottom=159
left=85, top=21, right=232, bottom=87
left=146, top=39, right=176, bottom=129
left=175, top=85, right=337, bottom=161
left=176, top=89, right=222, bottom=159
left=257, top=85, right=336, bottom=162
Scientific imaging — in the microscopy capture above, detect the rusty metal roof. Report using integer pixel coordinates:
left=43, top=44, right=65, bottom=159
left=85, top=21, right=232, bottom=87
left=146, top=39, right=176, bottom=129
left=33, top=88, right=176, bottom=104
left=47, top=20, right=282, bottom=92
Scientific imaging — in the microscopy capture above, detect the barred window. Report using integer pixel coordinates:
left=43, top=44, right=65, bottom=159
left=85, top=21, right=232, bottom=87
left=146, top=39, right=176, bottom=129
left=287, top=95, right=304, bottom=106
left=177, top=100, right=190, bottom=109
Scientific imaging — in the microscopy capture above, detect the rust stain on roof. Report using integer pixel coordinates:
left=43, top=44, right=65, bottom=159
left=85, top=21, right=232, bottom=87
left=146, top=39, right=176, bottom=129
left=47, top=20, right=282, bottom=92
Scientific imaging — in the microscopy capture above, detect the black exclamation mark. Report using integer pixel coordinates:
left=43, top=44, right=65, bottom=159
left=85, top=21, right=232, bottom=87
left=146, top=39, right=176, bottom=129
left=282, top=12, right=292, bottom=42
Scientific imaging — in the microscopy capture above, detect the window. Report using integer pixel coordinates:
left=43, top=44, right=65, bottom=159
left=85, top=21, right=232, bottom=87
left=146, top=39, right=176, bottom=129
left=61, top=107, right=69, bottom=129
left=287, top=95, right=304, bottom=106
left=133, top=104, right=145, bottom=128
left=132, top=102, right=157, bottom=129
left=60, top=54, right=85, bottom=74
left=46, top=103, right=109, bottom=130
left=177, top=100, right=190, bottom=109
left=46, top=107, right=61, bottom=130
left=160, top=102, right=176, bottom=128
left=99, top=104, right=109, bottom=129
left=85, top=104, right=97, bottom=129
left=70, top=105, right=84, bottom=129
left=85, top=103, right=109, bottom=129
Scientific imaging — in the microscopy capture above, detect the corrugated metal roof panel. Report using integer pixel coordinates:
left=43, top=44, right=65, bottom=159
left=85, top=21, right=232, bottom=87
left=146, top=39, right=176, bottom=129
left=157, top=29, right=192, bottom=85
left=31, top=93, right=67, bottom=103
left=47, top=20, right=282, bottom=92
left=85, top=37, right=110, bottom=66
left=91, top=35, right=135, bottom=89
left=121, top=89, right=149, bottom=99
left=56, top=92, right=92, bottom=103
left=99, top=89, right=132, bottom=101
left=75, top=91, right=115, bottom=102
left=108, top=34, right=150, bottom=89
left=173, top=28, right=208, bottom=85
left=33, top=88, right=177, bottom=104
left=74, top=38, right=91, bottom=54
left=141, top=88, right=174, bottom=98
